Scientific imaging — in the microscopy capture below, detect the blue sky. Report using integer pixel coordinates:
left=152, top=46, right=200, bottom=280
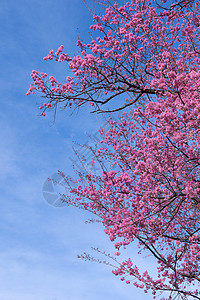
left=0, top=1, right=155, bottom=299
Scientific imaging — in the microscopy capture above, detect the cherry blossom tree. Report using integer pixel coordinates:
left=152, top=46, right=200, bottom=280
left=27, top=0, right=200, bottom=299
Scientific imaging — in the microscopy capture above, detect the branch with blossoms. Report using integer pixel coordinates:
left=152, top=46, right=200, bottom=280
left=58, top=101, right=200, bottom=299
left=27, top=0, right=200, bottom=117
